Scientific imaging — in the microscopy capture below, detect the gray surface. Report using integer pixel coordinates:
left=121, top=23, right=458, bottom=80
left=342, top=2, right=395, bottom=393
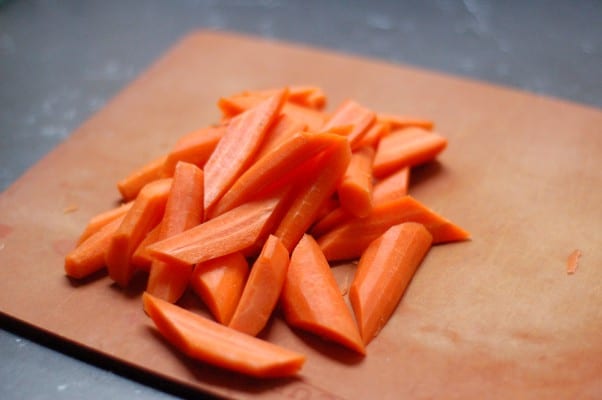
left=0, top=0, right=601, bottom=398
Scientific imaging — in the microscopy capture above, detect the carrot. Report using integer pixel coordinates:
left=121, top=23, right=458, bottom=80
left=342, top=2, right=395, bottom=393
left=287, top=85, right=327, bottom=109
left=217, top=93, right=264, bottom=119
left=373, top=127, right=447, bottom=178
left=106, top=178, right=172, bottom=287
left=309, top=207, right=352, bottom=237
left=117, top=155, right=167, bottom=201
left=253, top=114, right=307, bottom=162
left=229, top=235, right=289, bottom=336
left=377, top=113, right=434, bottom=131
left=280, top=234, right=365, bottom=355
left=322, top=100, right=375, bottom=148
left=65, top=214, right=126, bottom=279
left=317, top=195, right=470, bottom=261
left=77, top=201, right=133, bottom=245
left=143, top=293, right=305, bottom=378
left=355, top=120, right=390, bottom=148
left=337, top=146, right=375, bottom=218
left=204, top=89, right=287, bottom=215
left=161, top=126, right=224, bottom=177
left=148, top=190, right=289, bottom=268
left=190, top=252, right=249, bottom=325
left=372, top=166, right=410, bottom=204
left=130, top=222, right=162, bottom=271
left=350, top=223, right=433, bottom=344
left=281, top=102, right=328, bottom=132
left=567, top=249, right=582, bottom=275
left=147, top=162, right=204, bottom=303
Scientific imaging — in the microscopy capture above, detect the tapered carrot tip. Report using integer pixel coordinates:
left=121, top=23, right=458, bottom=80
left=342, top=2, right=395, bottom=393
left=143, top=293, right=306, bottom=378
left=350, top=222, right=433, bottom=345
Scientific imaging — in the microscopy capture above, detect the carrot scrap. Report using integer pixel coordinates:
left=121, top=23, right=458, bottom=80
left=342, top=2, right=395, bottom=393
left=566, top=249, right=582, bottom=275
left=337, top=146, right=375, bottom=218
left=117, top=155, right=167, bottom=201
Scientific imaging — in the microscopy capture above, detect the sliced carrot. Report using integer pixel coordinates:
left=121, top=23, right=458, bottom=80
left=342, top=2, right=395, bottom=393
left=65, top=214, right=125, bottom=279
left=281, top=102, right=328, bottom=132
left=317, top=195, right=470, bottom=261
left=77, top=202, right=133, bottom=245
left=322, top=100, right=375, bottom=148
left=377, top=113, right=434, bottom=131
left=567, top=249, right=582, bottom=275
left=148, top=190, right=289, bottom=268
left=350, top=222, right=433, bottom=344
left=190, top=252, right=249, bottom=325
left=287, top=85, right=327, bottom=109
left=204, top=89, right=287, bottom=215
left=280, top=234, right=365, bottom=355
left=337, top=146, right=375, bottom=218
left=372, top=166, right=410, bottom=204
left=117, top=155, right=168, bottom=201
left=229, top=235, right=289, bottom=336
left=147, top=162, right=204, bottom=303
left=161, top=126, right=224, bottom=177
left=130, top=222, right=162, bottom=271
left=355, top=120, right=390, bottom=148
left=106, top=178, right=172, bottom=287
left=143, top=293, right=305, bottom=378
left=373, top=127, right=447, bottom=178
left=254, top=114, right=307, bottom=162
left=217, top=93, right=264, bottom=119
left=310, top=207, right=353, bottom=237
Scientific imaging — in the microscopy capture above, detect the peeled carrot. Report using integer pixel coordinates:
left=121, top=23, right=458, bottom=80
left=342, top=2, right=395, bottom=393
left=287, top=85, right=327, bottom=109
left=350, top=222, right=433, bottom=344
left=337, top=146, right=375, bottom=218
left=106, top=178, right=172, bottom=287
left=322, top=100, right=375, bottom=148
left=143, top=293, right=305, bottom=378
left=373, top=127, right=447, bottom=178
left=130, top=222, right=162, bottom=270
left=147, top=162, right=204, bottom=303
left=372, top=166, right=410, bottom=204
left=253, top=114, right=307, bottom=162
left=77, top=202, right=133, bottom=245
left=280, top=234, right=365, bottom=355
left=355, top=120, right=390, bottom=148
left=317, top=195, right=470, bottom=261
left=190, top=252, right=249, bottom=325
left=161, top=126, right=224, bottom=177
left=229, top=235, right=289, bottom=336
left=204, top=90, right=287, bottom=215
left=281, top=102, right=328, bottom=132
left=377, top=113, right=434, bottom=131
left=117, top=155, right=167, bottom=201
left=310, top=207, right=352, bottom=237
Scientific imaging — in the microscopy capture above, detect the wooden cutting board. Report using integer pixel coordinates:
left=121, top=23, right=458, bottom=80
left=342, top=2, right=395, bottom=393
left=0, top=31, right=601, bottom=400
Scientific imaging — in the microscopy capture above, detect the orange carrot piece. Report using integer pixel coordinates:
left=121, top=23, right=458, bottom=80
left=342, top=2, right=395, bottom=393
left=310, top=207, right=352, bottom=237
left=355, top=120, right=390, bottom=148
left=131, top=222, right=162, bottom=271
left=373, top=127, right=447, bottom=178
left=338, top=146, right=375, bottom=218
left=229, top=235, right=289, bottom=336
left=148, top=191, right=289, bottom=268
left=190, top=252, right=249, bottom=325
left=287, top=85, right=327, bottom=109
left=204, top=90, right=287, bottom=215
left=372, top=166, right=410, bottom=204
left=322, top=100, right=375, bottom=148
left=65, top=214, right=125, bottom=279
left=281, top=102, right=328, bottom=132
left=317, top=195, right=470, bottom=261
left=142, top=293, right=305, bottom=378
left=217, top=94, right=264, bottom=119
left=106, top=178, right=172, bottom=287
left=77, top=202, right=133, bottom=245
left=280, top=234, right=365, bottom=355
left=117, top=155, right=167, bottom=201
left=377, top=113, right=434, bottom=131
left=350, top=223, right=433, bottom=344
left=567, top=249, right=582, bottom=275
left=147, top=162, right=204, bottom=303
left=254, top=114, right=307, bottom=162
left=275, top=137, right=352, bottom=251
left=161, top=126, right=224, bottom=177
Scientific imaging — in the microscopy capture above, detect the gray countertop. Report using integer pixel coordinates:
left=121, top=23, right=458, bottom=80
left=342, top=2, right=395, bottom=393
left=1, top=1, right=600, bottom=399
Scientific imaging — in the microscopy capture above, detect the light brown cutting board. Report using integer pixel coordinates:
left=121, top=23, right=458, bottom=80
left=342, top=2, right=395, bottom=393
left=0, top=31, right=601, bottom=399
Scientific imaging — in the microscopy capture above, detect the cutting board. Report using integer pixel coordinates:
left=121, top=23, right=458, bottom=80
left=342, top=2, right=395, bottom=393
left=1, top=31, right=601, bottom=400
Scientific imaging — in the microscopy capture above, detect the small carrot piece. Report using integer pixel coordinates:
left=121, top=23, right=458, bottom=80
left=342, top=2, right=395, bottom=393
left=372, top=166, right=410, bottom=204
left=317, top=195, right=470, bottom=261
left=373, top=127, right=447, bottom=178
left=377, top=113, right=434, bottom=131
left=253, top=114, right=307, bottom=162
left=77, top=202, right=133, bottom=245
left=161, top=126, right=224, bottom=177
left=117, top=155, right=167, bottom=201
left=130, top=222, right=162, bottom=271
left=143, top=293, right=306, bottom=378
left=190, top=252, right=249, bottom=325
left=204, top=89, right=287, bottom=215
left=65, top=214, right=125, bottom=279
left=106, top=178, right=172, bottom=287
left=567, top=249, right=582, bottom=274
left=309, top=207, right=353, bottom=238
left=337, top=146, right=375, bottom=218
left=322, top=100, right=375, bottom=148
left=350, top=223, right=433, bottom=344
left=229, top=235, right=289, bottom=336
left=287, top=85, right=327, bottom=109
left=147, top=162, right=204, bottom=303
left=354, top=120, right=390, bottom=148
left=281, top=102, right=328, bottom=132
left=280, top=234, right=365, bottom=355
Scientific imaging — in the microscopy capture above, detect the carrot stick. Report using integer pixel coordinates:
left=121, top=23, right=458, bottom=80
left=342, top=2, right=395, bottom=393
left=77, top=202, right=133, bottom=245
left=148, top=190, right=289, bottom=268
left=161, top=126, right=224, bottom=177
left=65, top=214, right=125, bottom=279
left=147, top=162, right=204, bottom=303
left=355, top=120, right=390, bottom=148
left=130, top=222, right=162, bottom=271
left=190, top=252, right=249, bottom=325
left=280, top=234, right=365, bottom=355
left=377, top=113, right=434, bottom=131
left=204, top=89, right=287, bottom=215
left=350, top=222, right=433, bottom=344
left=373, top=127, right=447, bottom=178
left=317, top=195, right=470, bottom=261
left=322, top=100, right=375, bottom=148
left=372, top=166, right=410, bottom=204
left=253, top=114, right=307, bottom=162
left=142, top=293, right=305, bottom=378
left=229, top=235, right=289, bottom=336
left=337, top=146, right=375, bottom=218
left=117, top=155, right=168, bottom=201
left=309, top=207, right=353, bottom=237
left=281, top=102, right=328, bottom=132
left=106, top=178, right=172, bottom=287
left=217, top=93, right=264, bottom=119
left=287, top=85, right=327, bottom=109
